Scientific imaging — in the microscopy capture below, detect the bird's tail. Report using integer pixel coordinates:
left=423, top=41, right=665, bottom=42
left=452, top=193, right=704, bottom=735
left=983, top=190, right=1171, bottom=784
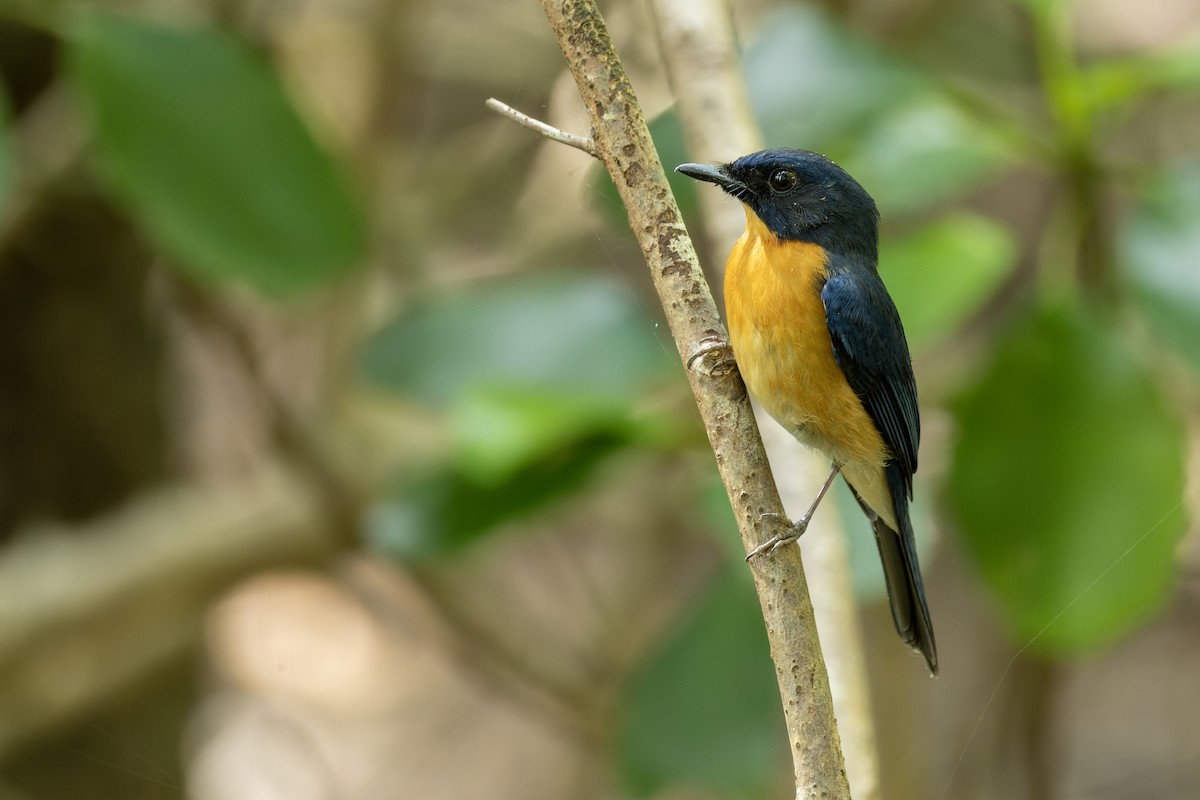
left=856, top=465, right=938, bottom=675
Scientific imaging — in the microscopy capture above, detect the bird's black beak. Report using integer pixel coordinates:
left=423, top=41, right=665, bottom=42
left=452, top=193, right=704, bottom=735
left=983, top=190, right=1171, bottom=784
left=675, top=162, right=736, bottom=189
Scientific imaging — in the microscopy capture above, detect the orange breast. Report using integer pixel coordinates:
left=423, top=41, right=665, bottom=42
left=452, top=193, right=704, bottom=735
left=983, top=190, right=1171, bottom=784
left=724, top=209, right=888, bottom=471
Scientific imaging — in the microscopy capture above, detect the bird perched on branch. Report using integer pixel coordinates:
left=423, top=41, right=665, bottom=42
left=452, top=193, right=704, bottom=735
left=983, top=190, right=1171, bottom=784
left=677, top=149, right=937, bottom=674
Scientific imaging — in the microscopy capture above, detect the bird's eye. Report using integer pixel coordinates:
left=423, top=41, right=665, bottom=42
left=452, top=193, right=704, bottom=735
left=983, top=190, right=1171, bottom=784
left=768, top=169, right=796, bottom=192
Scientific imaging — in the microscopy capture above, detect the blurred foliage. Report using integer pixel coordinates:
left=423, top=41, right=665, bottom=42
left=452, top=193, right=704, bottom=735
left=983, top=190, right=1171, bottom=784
left=620, top=564, right=786, bottom=798
left=837, top=97, right=1017, bottom=214
left=361, top=274, right=682, bottom=556
left=360, top=274, right=674, bottom=411
left=749, top=7, right=1020, bottom=214
left=950, top=305, right=1187, bottom=651
left=67, top=11, right=363, bottom=297
left=368, top=432, right=627, bottom=560
left=1, top=0, right=1199, bottom=797
left=0, top=92, right=9, bottom=213
left=1120, top=164, right=1200, bottom=372
left=745, top=6, right=924, bottom=150
left=879, top=213, right=1016, bottom=352
left=1082, top=40, right=1200, bottom=111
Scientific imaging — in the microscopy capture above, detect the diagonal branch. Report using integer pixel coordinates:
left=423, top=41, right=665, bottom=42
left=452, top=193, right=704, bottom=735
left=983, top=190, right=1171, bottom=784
left=489, top=0, right=851, bottom=795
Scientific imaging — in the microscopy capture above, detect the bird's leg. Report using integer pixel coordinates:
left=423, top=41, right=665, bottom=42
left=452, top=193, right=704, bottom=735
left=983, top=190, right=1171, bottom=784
left=746, top=464, right=842, bottom=561
left=687, top=336, right=737, bottom=377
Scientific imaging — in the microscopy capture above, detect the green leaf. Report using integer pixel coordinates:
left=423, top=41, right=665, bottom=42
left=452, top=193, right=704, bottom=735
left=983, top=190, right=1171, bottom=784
left=950, top=306, right=1187, bottom=653
left=368, top=433, right=623, bottom=560
left=359, top=273, right=675, bottom=406
left=879, top=213, right=1016, bottom=351
left=694, top=470, right=746, bottom=561
left=1119, top=164, right=1200, bottom=374
left=745, top=9, right=1014, bottom=212
left=620, top=565, right=786, bottom=797
left=360, top=273, right=680, bottom=554
left=361, top=274, right=677, bottom=550
left=651, top=8, right=1017, bottom=240
left=451, top=387, right=630, bottom=484
left=842, top=100, right=1016, bottom=213
left=1012, top=0, right=1074, bottom=21
left=1083, top=41, right=1200, bottom=112
left=745, top=5, right=923, bottom=149
left=67, top=12, right=363, bottom=296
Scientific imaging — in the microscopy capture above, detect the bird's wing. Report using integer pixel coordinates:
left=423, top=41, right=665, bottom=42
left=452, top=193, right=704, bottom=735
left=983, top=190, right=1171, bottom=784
left=824, top=270, right=934, bottom=672
left=820, top=270, right=920, bottom=492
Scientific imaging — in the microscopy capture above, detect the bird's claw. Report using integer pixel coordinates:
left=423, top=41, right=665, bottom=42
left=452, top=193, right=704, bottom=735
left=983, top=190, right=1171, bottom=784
left=687, top=337, right=736, bottom=377
left=745, top=512, right=811, bottom=561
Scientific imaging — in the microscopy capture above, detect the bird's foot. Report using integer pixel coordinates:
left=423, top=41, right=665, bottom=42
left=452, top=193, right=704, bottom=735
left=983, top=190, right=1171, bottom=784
left=745, top=511, right=812, bottom=561
left=687, top=336, right=736, bottom=377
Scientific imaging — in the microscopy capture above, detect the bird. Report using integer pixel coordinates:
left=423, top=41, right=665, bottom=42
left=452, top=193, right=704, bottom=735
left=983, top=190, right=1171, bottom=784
left=677, top=148, right=937, bottom=674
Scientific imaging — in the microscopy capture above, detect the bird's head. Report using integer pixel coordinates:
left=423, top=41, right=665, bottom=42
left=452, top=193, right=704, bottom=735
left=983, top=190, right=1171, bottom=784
left=677, top=148, right=879, bottom=260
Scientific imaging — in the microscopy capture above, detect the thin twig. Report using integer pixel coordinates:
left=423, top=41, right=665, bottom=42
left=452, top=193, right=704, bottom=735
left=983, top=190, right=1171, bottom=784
left=485, top=98, right=597, bottom=157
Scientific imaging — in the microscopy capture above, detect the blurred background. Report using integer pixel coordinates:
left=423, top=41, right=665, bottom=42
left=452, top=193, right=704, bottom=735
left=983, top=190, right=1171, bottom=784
left=0, top=0, right=1198, bottom=798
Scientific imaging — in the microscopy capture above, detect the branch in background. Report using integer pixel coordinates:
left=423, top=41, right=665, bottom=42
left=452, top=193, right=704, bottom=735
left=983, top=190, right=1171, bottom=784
left=0, top=464, right=334, bottom=756
left=647, top=0, right=881, bottom=797
left=162, top=277, right=362, bottom=548
left=490, top=0, right=850, bottom=794
left=647, top=0, right=761, bottom=249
